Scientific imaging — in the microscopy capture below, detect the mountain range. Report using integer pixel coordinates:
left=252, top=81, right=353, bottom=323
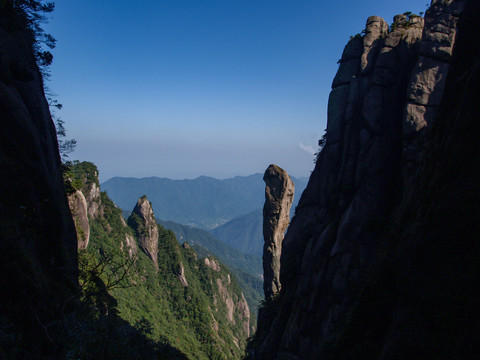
left=102, top=174, right=308, bottom=230
left=3, top=1, right=478, bottom=359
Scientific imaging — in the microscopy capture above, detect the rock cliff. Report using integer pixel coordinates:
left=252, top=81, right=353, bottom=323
left=262, top=164, right=294, bottom=299
left=0, top=4, right=78, bottom=356
left=68, top=190, right=90, bottom=249
left=254, top=0, right=478, bottom=358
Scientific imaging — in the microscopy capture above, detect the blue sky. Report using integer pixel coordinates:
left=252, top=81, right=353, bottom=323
left=44, top=0, right=427, bottom=181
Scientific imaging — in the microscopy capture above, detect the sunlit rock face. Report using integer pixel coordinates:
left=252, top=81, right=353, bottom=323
left=129, top=196, right=159, bottom=267
left=68, top=190, right=90, bottom=249
left=403, top=0, right=466, bottom=184
left=85, top=181, right=102, bottom=219
left=262, top=164, right=294, bottom=300
left=123, top=233, right=138, bottom=259
left=176, top=262, right=189, bottom=287
left=204, top=256, right=221, bottom=272
left=254, top=1, right=473, bottom=359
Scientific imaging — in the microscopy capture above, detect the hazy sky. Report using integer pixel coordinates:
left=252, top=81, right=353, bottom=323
left=45, top=0, right=427, bottom=182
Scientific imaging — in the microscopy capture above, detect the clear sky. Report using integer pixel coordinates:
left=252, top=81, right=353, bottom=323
left=44, top=0, right=427, bottom=182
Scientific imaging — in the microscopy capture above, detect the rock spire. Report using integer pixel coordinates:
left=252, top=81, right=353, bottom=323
left=128, top=196, right=159, bottom=267
left=262, top=164, right=294, bottom=300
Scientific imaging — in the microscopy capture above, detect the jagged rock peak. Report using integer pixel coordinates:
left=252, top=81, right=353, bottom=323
left=262, top=164, right=294, bottom=299
left=128, top=195, right=159, bottom=267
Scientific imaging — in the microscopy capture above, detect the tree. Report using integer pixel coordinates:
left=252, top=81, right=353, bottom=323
left=9, top=1, right=78, bottom=159
left=8, top=1, right=56, bottom=73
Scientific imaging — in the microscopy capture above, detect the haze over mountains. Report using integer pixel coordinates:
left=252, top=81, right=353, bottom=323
left=211, top=208, right=264, bottom=255
left=102, top=173, right=308, bottom=230
left=102, top=172, right=307, bottom=322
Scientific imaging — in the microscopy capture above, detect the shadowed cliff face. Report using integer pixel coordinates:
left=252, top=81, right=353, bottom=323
left=0, top=5, right=78, bottom=357
left=254, top=0, right=476, bottom=359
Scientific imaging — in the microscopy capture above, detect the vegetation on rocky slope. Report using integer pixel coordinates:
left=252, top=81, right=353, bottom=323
left=69, top=162, right=250, bottom=359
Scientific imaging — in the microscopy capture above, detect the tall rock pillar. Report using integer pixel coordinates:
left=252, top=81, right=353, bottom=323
left=262, top=164, right=294, bottom=299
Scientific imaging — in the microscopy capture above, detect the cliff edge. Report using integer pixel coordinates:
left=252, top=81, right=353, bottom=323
left=0, top=3, right=78, bottom=357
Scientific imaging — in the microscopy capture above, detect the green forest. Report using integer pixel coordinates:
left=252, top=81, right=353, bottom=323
left=60, top=161, right=251, bottom=359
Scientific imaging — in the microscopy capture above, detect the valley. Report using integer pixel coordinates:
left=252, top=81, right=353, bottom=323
left=1, top=1, right=479, bottom=359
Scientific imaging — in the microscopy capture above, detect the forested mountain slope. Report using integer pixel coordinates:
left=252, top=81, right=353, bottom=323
left=68, top=162, right=251, bottom=359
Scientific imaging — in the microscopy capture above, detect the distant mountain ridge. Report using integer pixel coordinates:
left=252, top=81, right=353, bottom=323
left=211, top=208, right=264, bottom=256
left=102, top=173, right=308, bottom=229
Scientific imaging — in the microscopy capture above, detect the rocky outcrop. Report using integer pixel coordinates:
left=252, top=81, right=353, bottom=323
left=123, top=233, right=138, bottom=259
left=85, top=181, right=102, bottom=219
left=68, top=190, right=90, bottom=249
left=217, top=278, right=235, bottom=323
left=176, top=262, right=189, bottom=287
left=0, top=5, right=78, bottom=355
left=214, top=275, right=251, bottom=336
left=238, top=293, right=251, bottom=337
left=128, top=196, right=159, bottom=267
left=262, top=164, right=294, bottom=299
left=254, top=1, right=474, bottom=359
left=204, top=256, right=221, bottom=272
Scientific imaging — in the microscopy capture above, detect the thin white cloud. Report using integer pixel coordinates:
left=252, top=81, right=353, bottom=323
left=297, top=142, right=316, bottom=156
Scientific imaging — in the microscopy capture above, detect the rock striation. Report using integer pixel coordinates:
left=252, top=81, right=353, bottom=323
left=175, top=262, right=189, bottom=287
left=128, top=196, right=159, bottom=267
left=253, top=1, right=475, bottom=359
left=68, top=190, right=90, bottom=249
left=262, top=164, right=294, bottom=300
left=403, top=0, right=465, bottom=183
left=124, top=233, right=138, bottom=259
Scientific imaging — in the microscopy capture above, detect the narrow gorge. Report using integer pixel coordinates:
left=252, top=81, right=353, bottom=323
left=1, top=0, right=479, bottom=359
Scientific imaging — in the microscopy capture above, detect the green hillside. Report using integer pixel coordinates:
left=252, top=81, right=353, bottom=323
left=157, top=219, right=264, bottom=326
left=68, top=162, right=251, bottom=359
left=158, top=219, right=262, bottom=277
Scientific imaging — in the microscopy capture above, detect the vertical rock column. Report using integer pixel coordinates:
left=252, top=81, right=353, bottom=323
left=262, top=164, right=294, bottom=300
left=67, top=190, right=90, bottom=249
left=403, top=0, right=466, bottom=182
